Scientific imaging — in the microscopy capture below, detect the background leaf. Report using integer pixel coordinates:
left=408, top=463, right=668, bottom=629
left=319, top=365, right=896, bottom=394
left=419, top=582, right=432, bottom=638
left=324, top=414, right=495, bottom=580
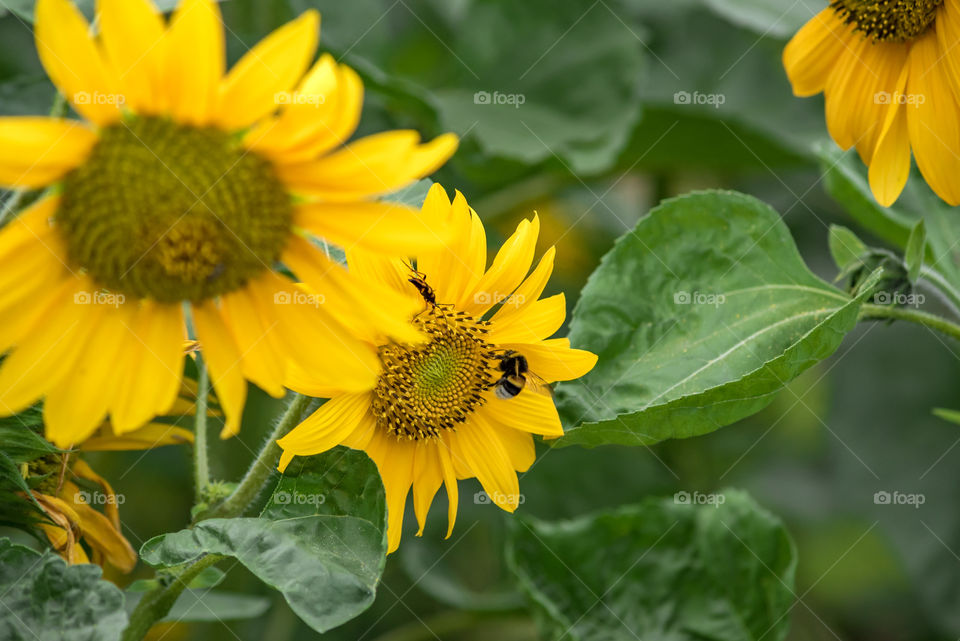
left=555, top=190, right=876, bottom=447
left=828, top=225, right=868, bottom=273
left=508, top=490, right=797, bottom=641
left=0, top=538, right=128, bottom=641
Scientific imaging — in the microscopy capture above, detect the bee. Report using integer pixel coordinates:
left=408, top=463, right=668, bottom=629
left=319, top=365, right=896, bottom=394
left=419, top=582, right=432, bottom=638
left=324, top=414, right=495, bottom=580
left=405, top=262, right=439, bottom=306
left=493, top=350, right=550, bottom=399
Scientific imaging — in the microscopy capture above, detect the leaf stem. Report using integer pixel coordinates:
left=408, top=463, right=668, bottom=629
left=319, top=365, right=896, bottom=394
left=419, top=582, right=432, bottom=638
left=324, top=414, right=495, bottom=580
left=121, top=553, right=224, bottom=641
left=203, top=393, right=311, bottom=520
left=859, top=303, right=960, bottom=342
left=192, top=354, right=210, bottom=503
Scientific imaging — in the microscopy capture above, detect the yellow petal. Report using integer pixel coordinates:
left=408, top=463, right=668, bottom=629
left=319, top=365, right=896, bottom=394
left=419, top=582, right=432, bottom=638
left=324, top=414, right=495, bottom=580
left=110, top=301, right=185, bottom=434
left=0, top=279, right=101, bottom=426
left=344, top=246, right=410, bottom=297
left=485, top=388, right=564, bottom=437
left=412, top=443, right=442, bottom=536
left=219, top=284, right=286, bottom=398
left=366, top=430, right=415, bottom=553
left=0, top=118, right=97, bottom=188
left=45, top=303, right=135, bottom=447
left=449, top=414, right=520, bottom=513
left=192, top=300, right=248, bottom=438
left=499, top=339, right=597, bottom=383
left=905, top=31, right=960, bottom=205
left=460, top=216, right=540, bottom=315
left=69, top=459, right=121, bottom=528
left=487, top=293, right=566, bottom=344
left=69, top=499, right=137, bottom=572
left=276, top=392, right=371, bottom=465
left=244, top=55, right=364, bottom=162
left=216, top=11, right=320, bottom=130
left=0, top=248, right=72, bottom=355
left=164, top=0, right=224, bottom=125
left=278, top=131, right=458, bottom=200
left=282, top=235, right=422, bottom=344
left=35, top=0, right=120, bottom=125
left=80, top=423, right=194, bottom=450
left=97, top=0, right=166, bottom=114
left=491, top=247, right=555, bottom=324
left=937, top=0, right=960, bottom=101
left=295, top=200, right=448, bottom=255
left=869, top=69, right=911, bottom=207
left=416, top=188, right=486, bottom=307
left=824, top=36, right=872, bottom=151
left=783, top=8, right=854, bottom=97
left=436, top=438, right=459, bottom=539
left=487, top=420, right=536, bottom=473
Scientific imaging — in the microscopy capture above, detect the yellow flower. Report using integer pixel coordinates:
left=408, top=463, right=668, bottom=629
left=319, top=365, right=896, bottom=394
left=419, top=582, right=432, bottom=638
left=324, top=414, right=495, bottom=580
left=0, top=0, right=457, bottom=447
left=276, top=185, right=597, bottom=552
left=784, top=0, right=960, bottom=206
left=31, top=457, right=137, bottom=572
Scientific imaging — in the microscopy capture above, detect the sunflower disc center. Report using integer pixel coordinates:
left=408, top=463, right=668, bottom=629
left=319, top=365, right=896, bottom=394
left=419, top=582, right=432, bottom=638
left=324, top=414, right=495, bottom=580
left=373, top=307, right=499, bottom=440
left=57, top=116, right=292, bottom=302
left=831, top=0, right=943, bottom=42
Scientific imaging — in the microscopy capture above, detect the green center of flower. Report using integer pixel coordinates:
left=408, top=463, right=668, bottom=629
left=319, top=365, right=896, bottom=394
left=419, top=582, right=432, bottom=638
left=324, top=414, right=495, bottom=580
left=373, top=306, right=500, bottom=440
left=57, top=116, right=293, bottom=303
left=831, top=0, right=943, bottom=42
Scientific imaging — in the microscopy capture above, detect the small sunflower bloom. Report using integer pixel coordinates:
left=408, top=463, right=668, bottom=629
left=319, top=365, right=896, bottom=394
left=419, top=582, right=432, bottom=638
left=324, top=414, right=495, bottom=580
left=784, top=0, right=960, bottom=206
left=276, top=185, right=597, bottom=552
left=0, top=0, right=457, bottom=447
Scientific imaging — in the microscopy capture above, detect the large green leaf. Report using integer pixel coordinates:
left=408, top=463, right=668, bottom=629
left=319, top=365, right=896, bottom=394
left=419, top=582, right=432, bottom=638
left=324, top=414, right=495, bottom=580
left=555, top=190, right=877, bottom=447
left=139, top=448, right=386, bottom=634
left=0, top=538, right=128, bottom=641
left=508, top=490, right=797, bottom=641
left=124, top=589, right=270, bottom=623
left=702, top=0, right=814, bottom=38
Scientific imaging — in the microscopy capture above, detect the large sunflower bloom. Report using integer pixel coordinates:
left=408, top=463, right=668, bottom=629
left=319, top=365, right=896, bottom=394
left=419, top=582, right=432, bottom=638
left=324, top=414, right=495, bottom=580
left=0, top=0, right=457, bottom=447
left=784, top=0, right=960, bottom=206
left=276, top=185, right=597, bottom=552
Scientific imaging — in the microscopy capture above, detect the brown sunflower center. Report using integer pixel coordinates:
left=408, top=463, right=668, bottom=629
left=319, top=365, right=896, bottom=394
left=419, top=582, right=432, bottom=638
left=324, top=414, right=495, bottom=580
left=372, top=305, right=500, bottom=440
left=56, top=116, right=293, bottom=303
left=831, top=0, right=943, bottom=42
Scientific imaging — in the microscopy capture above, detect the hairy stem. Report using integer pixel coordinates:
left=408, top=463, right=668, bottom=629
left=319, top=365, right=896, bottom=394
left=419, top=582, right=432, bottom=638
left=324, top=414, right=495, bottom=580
left=859, top=303, right=960, bottom=342
left=192, top=355, right=210, bottom=503
left=203, top=393, right=311, bottom=519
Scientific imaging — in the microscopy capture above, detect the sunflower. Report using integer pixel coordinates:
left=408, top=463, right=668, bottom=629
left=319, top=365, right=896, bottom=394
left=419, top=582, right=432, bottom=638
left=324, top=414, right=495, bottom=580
left=276, top=184, right=597, bottom=552
left=0, top=0, right=457, bottom=448
left=784, top=0, right=960, bottom=206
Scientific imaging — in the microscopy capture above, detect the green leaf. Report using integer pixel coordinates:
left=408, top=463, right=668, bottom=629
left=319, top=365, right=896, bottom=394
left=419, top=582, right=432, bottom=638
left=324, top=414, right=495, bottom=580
left=140, top=448, right=387, bottom=634
left=905, top=219, right=926, bottom=284
left=702, top=0, right=815, bottom=38
left=555, top=190, right=878, bottom=448
left=124, top=589, right=270, bottom=622
left=508, top=490, right=797, bottom=641
left=0, top=538, right=128, bottom=641
left=828, top=225, right=868, bottom=273
left=126, top=566, right=225, bottom=592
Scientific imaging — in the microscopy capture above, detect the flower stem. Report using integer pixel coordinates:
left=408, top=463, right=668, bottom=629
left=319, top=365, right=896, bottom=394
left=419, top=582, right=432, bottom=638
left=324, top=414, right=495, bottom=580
left=203, top=393, right=311, bottom=520
left=192, top=354, right=210, bottom=503
left=121, top=553, right=224, bottom=641
left=859, top=303, right=960, bottom=342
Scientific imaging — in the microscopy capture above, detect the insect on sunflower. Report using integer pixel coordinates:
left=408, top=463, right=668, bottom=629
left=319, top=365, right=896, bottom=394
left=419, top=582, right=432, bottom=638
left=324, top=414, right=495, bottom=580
left=0, top=0, right=458, bottom=447
left=784, top=0, right=960, bottom=206
left=276, top=184, right=598, bottom=552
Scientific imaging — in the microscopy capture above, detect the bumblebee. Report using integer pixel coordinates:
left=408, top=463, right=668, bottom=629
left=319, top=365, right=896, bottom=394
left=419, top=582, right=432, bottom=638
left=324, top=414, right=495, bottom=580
left=493, top=350, right=550, bottom=399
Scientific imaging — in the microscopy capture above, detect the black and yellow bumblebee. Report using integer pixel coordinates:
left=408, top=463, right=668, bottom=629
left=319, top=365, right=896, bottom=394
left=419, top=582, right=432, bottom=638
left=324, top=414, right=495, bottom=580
left=493, top=350, right=550, bottom=399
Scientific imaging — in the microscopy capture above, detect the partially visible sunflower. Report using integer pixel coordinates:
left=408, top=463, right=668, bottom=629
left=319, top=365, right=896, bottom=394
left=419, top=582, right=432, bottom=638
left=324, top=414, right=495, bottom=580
left=276, top=184, right=597, bottom=552
left=0, top=0, right=457, bottom=447
left=784, top=0, right=960, bottom=205
left=28, top=455, right=136, bottom=572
